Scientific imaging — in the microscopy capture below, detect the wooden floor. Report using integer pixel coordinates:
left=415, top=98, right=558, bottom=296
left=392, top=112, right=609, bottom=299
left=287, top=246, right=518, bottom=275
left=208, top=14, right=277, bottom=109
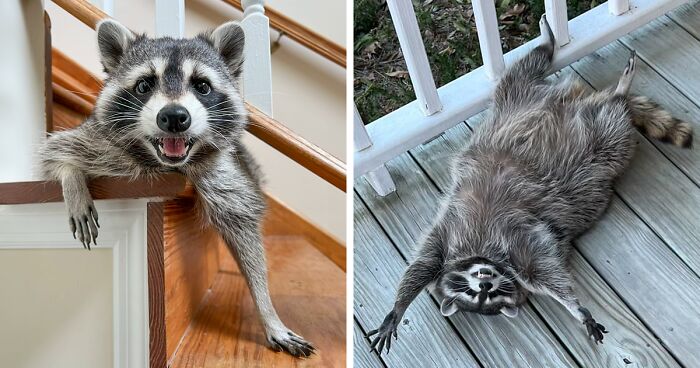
left=171, top=237, right=346, bottom=368
left=354, top=3, right=700, bottom=368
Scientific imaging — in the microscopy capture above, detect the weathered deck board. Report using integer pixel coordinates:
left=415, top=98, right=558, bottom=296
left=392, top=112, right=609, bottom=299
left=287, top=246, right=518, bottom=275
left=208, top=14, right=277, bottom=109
left=356, top=156, right=578, bottom=367
left=410, top=115, right=679, bottom=368
left=354, top=322, right=384, bottom=368
left=353, top=195, right=481, bottom=368
left=567, top=42, right=700, bottom=277
left=668, top=1, right=700, bottom=39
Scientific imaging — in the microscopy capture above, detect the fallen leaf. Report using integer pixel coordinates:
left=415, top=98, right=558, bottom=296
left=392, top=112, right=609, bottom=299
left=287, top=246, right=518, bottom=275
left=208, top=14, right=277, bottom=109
left=386, top=70, right=409, bottom=78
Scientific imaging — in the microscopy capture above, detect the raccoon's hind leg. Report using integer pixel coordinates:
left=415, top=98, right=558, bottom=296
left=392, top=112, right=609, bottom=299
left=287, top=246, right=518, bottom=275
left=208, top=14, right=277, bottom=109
left=493, top=14, right=554, bottom=111
left=615, top=51, right=636, bottom=96
left=628, top=95, right=694, bottom=148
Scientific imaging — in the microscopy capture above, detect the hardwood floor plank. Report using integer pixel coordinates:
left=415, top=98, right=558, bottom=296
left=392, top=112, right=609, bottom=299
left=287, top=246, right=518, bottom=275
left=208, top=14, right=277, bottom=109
left=170, top=238, right=345, bottom=368
left=356, top=156, right=577, bottom=368
left=353, top=195, right=481, bottom=368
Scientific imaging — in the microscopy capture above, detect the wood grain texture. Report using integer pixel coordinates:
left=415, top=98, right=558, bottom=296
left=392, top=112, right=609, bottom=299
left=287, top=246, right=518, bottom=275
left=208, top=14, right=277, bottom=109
left=221, top=0, right=346, bottom=68
left=566, top=45, right=700, bottom=276
left=356, top=155, right=577, bottom=368
left=353, top=195, right=481, bottom=368
left=147, top=202, right=167, bottom=368
left=0, top=174, right=187, bottom=205
left=49, top=0, right=347, bottom=191
left=353, top=323, right=383, bottom=368
left=264, top=193, right=345, bottom=271
left=163, top=197, right=222, bottom=362
left=170, top=237, right=346, bottom=368
left=410, top=114, right=680, bottom=368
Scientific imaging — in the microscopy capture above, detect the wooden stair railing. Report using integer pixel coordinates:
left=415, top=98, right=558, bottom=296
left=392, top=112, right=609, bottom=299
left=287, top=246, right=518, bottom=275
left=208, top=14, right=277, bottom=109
left=51, top=0, right=346, bottom=192
left=221, top=0, right=346, bottom=68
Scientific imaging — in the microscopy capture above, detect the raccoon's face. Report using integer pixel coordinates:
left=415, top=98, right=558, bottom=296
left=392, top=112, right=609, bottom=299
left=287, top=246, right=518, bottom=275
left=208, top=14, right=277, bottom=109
left=93, top=20, right=246, bottom=168
left=436, top=257, right=528, bottom=318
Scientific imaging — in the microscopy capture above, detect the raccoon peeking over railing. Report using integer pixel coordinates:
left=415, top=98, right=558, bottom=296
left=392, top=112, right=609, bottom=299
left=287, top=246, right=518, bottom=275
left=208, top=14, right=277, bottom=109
left=39, top=19, right=314, bottom=357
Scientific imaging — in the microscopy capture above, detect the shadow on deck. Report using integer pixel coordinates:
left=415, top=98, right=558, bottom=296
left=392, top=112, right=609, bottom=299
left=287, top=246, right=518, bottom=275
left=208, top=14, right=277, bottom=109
left=354, top=3, right=700, bottom=367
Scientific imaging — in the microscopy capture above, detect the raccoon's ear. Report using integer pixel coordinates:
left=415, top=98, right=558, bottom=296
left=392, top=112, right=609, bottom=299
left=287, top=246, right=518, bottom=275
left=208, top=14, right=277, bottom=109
left=207, top=22, right=245, bottom=79
left=440, top=299, right=458, bottom=317
left=500, top=306, right=519, bottom=318
left=96, top=19, right=135, bottom=74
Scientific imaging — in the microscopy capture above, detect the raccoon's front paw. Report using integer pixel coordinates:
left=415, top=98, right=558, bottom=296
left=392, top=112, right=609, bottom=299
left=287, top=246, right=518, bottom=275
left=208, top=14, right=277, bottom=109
left=66, top=195, right=99, bottom=249
left=266, top=327, right=315, bottom=358
left=580, top=307, right=608, bottom=344
left=366, top=310, right=400, bottom=355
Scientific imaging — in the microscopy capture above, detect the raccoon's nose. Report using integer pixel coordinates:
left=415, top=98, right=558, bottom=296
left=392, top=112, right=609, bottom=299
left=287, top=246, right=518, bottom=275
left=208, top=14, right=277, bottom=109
left=157, top=104, right=191, bottom=133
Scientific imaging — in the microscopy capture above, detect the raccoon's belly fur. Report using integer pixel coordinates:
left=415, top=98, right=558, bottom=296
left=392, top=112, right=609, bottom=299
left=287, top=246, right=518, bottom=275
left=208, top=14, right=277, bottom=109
left=454, top=87, right=636, bottom=241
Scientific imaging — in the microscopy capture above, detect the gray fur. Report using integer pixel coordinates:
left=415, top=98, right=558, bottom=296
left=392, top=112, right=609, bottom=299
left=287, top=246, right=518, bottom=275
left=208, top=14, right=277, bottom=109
left=368, top=15, right=693, bottom=354
left=39, top=20, right=313, bottom=357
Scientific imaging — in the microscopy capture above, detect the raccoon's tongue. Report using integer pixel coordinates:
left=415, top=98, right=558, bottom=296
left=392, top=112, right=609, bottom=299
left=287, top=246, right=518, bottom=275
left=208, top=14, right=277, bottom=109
left=161, top=138, right=187, bottom=157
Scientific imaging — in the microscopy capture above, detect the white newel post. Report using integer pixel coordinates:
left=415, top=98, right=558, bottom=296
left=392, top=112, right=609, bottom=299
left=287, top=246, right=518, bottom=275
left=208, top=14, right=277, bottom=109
left=155, top=0, right=185, bottom=38
left=0, top=1, right=46, bottom=182
left=386, top=0, right=442, bottom=116
left=241, top=0, right=274, bottom=116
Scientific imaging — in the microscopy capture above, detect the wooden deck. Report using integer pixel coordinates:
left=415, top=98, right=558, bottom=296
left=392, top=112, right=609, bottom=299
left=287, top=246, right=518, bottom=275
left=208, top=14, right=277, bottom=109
left=353, top=3, right=700, bottom=367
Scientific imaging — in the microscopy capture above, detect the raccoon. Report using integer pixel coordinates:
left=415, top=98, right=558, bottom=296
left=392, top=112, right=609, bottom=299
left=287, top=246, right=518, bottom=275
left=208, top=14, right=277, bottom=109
left=40, top=19, right=314, bottom=357
left=368, top=15, right=693, bottom=354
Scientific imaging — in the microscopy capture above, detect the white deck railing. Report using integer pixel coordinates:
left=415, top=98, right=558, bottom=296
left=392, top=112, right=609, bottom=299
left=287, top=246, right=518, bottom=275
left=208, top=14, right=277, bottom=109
left=355, top=0, right=689, bottom=195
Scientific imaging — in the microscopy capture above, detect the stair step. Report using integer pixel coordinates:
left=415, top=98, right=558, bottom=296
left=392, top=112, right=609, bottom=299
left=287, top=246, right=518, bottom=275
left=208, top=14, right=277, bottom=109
left=169, top=237, right=346, bottom=368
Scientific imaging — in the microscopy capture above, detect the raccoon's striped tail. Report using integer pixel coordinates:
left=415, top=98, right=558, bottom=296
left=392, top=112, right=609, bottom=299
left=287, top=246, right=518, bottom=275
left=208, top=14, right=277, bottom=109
left=627, top=95, right=694, bottom=148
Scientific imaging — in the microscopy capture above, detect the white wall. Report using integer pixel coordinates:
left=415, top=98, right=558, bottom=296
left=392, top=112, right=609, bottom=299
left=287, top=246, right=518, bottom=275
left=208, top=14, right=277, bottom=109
left=0, top=249, right=113, bottom=368
left=46, top=0, right=347, bottom=241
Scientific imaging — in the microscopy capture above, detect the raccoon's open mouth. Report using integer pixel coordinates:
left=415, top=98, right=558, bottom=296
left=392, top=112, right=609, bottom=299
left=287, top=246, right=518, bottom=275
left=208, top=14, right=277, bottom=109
left=149, top=137, right=195, bottom=163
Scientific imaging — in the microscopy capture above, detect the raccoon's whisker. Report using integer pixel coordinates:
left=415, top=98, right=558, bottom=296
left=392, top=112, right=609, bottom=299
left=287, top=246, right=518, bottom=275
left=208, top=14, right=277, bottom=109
left=118, top=86, right=151, bottom=112
left=206, top=100, right=232, bottom=110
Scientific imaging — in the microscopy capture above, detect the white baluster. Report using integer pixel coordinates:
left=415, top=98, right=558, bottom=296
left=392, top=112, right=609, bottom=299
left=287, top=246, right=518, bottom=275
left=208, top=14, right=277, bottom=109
left=241, top=0, right=273, bottom=116
left=155, top=0, right=184, bottom=38
left=354, top=105, right=372, bottom=151
left=545, top=0, right=570, bottom=46
left=354, top=104, right=396, bottom=195
left=609, top=0, right=630, bottom=15
left=386, top=0, right=442, bottom=116
left=90, top=0, right=114, bottom=16
left=472, top=0, right=505, bottom=80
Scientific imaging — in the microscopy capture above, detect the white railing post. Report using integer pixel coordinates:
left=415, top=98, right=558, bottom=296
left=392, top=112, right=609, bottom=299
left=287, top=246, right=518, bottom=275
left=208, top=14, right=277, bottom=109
left=90, top=0, right=114, bottom=16
left=472, top=0, right=505, bottom=80
left=155, top=0, right=185, bottom=38
left=241, top=0, right=274, bottom=116
left=609, top=0, right=631, bottom=15
left=545, top=0, right=570, bottom=46
left=386, top=0, right=442, bottom=116
left=355, top=105, right=396, bottom=196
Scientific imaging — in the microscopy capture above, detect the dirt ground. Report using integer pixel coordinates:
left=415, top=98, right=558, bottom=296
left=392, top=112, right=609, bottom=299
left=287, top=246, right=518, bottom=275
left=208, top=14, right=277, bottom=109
left=354, top=0, right=597, bottom=123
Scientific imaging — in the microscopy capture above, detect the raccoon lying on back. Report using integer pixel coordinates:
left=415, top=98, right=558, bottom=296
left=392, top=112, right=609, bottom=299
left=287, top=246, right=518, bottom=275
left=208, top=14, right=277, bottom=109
left=40, top=20, right=313, bottom=357
left=368, top=15, right=693, bottom=353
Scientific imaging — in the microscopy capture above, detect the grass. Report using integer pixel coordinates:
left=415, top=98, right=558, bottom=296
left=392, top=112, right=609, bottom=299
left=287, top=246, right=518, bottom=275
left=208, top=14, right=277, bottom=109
left=354, top=0, right=597, bottom=123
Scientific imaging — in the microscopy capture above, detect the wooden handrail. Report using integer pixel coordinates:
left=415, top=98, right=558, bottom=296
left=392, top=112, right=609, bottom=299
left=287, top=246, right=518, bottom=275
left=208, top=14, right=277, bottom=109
left=221, top=0, right=346, bottom=68
left=51, top=0, right=346, bottom=191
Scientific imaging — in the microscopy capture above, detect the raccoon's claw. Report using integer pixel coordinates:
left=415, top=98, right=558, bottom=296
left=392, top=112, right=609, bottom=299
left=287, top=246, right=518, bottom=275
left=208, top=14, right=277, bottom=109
left=367, top=310, right=400, bottom=355
left=267, top=328, right=315, bottom=358
left=68, top=204, right=99, bottom=250
left=584, top=318, right=608, bottom=344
